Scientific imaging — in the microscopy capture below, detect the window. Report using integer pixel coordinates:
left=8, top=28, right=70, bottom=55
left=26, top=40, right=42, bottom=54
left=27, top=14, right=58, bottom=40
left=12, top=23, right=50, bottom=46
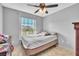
left=21, top=17, right=36, bottom=35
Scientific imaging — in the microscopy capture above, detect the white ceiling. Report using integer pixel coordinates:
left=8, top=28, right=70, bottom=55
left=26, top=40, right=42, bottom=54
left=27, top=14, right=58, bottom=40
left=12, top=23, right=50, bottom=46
left=2, top=3, right=76, bottom=17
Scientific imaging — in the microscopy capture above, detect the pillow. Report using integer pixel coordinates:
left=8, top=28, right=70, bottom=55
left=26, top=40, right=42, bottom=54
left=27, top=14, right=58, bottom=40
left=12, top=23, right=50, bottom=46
left=0, top=34, right=8, bottom=44
left=45, top=33, right=51, bottom=36
left=0, top=37, right=3, bottom=41
left=25, top=34, right=42, bottom=37
left=38, top=32, right=48, bottom=36
left=51, top=32, right=57, bottom=35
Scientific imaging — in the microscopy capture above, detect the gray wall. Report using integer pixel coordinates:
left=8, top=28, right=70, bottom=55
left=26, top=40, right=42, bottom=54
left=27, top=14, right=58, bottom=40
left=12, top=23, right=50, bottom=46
left=3, top=7, right=43, bottom=46
left=43, top=4, right=79, bottom=50
left=0, top=4, right=3, bottom=33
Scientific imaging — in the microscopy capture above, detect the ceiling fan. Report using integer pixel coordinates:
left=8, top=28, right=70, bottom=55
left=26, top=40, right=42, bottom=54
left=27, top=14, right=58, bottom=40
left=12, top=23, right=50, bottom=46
left=27, top=3, right=58, bottom=14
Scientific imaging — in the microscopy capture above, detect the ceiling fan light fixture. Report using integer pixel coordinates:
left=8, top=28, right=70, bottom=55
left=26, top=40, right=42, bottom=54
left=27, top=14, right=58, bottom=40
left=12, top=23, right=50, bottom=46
left=27, top=3, right=58, bottom=15
left=39, top=7, right=47, bottom=15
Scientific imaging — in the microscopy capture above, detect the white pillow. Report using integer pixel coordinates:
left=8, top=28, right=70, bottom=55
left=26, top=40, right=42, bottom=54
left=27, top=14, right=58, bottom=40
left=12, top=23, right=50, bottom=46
left=51, top=32, right=57, bottom=35
left=38, top=32, right=47, bottom=36
left=26, top=34, right=41, bottom=37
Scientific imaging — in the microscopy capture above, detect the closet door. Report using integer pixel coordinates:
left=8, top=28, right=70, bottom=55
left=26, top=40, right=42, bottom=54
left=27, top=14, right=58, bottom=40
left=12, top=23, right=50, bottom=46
left=73, top=22, right=79, bottom=56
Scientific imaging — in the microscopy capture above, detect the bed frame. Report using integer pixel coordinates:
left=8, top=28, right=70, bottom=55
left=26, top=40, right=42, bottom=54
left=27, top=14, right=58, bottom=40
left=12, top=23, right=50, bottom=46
left=21, top=39, right=58, bottom=56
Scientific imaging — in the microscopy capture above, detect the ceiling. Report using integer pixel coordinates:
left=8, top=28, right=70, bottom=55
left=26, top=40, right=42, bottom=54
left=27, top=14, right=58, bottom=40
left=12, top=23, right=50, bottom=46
left=2, top=3, right=76, bottom=17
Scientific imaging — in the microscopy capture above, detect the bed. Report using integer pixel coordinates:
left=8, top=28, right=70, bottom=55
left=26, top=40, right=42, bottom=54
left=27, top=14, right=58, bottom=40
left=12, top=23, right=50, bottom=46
left=21, top=32, right=58, bottom=56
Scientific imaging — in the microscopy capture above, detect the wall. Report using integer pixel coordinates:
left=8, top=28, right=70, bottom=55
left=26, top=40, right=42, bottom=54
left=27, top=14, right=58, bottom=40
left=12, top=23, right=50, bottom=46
left=43, top=4, right=79, bottom=50
left=3, top=7, right=43, bottom=46
left=0, top=4, right=3, bottom=33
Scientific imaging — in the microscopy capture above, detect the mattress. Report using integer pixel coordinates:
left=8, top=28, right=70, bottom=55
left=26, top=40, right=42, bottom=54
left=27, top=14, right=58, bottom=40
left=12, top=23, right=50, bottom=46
left=21, top=35, right=57, bottom=49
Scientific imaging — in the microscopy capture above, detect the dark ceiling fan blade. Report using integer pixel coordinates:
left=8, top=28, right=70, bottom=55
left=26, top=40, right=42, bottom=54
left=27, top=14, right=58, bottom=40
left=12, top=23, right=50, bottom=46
left=46, top=4, right=58, bottom=8
left=27, top=4, right=39, bottom=7
left=34, top=9, right=39, bottom=13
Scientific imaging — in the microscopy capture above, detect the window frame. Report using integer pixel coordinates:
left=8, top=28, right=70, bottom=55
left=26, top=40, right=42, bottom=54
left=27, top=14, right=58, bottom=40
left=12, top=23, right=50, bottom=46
left=21, top=17, right=36, bottom=35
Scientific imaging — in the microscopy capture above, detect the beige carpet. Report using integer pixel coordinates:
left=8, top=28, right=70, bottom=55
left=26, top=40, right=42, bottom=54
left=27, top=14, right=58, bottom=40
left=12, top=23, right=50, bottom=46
left=36, top=46, right=74, bottom=56
left=12, top=44, right=74, bottom=56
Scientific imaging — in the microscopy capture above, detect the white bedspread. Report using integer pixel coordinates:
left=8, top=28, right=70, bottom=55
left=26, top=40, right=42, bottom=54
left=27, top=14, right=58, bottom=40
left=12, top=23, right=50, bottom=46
left=21, top=35, right=57, bottom=49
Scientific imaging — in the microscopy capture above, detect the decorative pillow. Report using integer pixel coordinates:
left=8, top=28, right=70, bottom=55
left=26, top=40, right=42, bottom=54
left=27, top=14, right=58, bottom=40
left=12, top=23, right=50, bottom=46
left=0, top=37, right=3, bottom=42
left=0, top=34, right=7, bottom=44
left=45, top=33, right=51, bottom=36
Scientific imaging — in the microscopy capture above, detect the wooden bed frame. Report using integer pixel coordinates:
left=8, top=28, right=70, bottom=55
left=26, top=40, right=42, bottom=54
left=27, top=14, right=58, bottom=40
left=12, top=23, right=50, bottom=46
left=21, top=39, right=58, bottom=56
